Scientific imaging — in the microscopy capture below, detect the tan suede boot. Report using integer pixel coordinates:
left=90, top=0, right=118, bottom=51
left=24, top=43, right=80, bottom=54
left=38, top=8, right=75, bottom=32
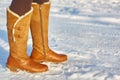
left=6, top=8, right=48, bottom=73
left=30, top=2, right=67, bottom=63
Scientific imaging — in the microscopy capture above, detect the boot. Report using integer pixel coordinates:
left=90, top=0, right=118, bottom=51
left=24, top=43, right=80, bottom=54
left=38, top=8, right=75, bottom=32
left=6, top=8, right=48, bottom=72
left=30, top=2, right=67, bottom=63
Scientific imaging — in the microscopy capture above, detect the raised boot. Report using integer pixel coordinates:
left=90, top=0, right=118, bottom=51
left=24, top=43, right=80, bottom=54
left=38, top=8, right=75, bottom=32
left=6, top=8, right=48, bottom=72
left=30, top=2, right=67, bottom=63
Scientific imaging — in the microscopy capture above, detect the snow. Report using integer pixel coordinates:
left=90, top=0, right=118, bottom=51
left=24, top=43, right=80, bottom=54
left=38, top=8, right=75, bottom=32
left=0, top=0, right=120, bottom=80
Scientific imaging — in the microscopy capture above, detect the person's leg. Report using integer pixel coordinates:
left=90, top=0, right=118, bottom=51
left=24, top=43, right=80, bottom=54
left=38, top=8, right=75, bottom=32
left=30, top=1, right=67, bottom=63
left=33, top=0, right=49, bottom=4
left=10, top=0, right=33, bottom=16
left=6, top=0, right=48, bottom=72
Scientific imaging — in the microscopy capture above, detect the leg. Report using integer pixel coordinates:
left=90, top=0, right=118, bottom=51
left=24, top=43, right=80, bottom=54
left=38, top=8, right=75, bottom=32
left=33, top=0, right=49, bottom=4
left=30, top=2, right=67, bottom=63
left=10, top=0, right=33, bottom=16
left=6, top=0, right=48, bottom=72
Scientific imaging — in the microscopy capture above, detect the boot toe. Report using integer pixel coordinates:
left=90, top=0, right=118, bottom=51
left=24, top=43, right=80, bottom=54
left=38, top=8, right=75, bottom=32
left=29, top=60, right=48, bottom=73
left=59, top=54, right=67, bottom=62
left=38, top=64, right=48, bottom=72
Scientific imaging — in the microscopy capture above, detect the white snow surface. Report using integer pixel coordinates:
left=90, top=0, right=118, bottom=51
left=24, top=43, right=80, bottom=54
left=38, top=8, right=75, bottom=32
left=0, top=0, right=120, bottom=80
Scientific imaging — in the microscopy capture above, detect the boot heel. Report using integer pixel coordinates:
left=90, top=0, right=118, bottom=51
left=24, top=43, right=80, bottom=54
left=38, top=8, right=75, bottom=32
left=7, top=65, right=18, bottom=72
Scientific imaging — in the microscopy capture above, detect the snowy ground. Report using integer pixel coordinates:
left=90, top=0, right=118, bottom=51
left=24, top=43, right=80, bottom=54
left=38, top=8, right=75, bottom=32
left=0, top=0, right=120, bottom=80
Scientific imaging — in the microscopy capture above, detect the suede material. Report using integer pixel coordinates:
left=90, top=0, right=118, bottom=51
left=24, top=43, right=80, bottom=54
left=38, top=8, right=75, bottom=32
left=30, top=3, right=67, bottom=63
left=7, top=9, right=30, bottom=59
left=30, top=4, right=44, bottom=55
left=7, top=8, right=48, bottom=72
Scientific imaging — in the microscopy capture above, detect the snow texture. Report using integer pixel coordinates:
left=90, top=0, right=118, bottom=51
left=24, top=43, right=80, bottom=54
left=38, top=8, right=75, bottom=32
left=0, top=0, right=120, bottom=80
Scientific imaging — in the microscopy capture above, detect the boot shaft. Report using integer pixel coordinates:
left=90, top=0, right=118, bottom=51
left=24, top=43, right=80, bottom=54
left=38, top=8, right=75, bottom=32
left=30, top=2, right=50, bottom=55
left=30, top=3, right=44, bottom=54
left=40, top=2, right=50, bottom=53
left=7, top=8, right=33, bottom=58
